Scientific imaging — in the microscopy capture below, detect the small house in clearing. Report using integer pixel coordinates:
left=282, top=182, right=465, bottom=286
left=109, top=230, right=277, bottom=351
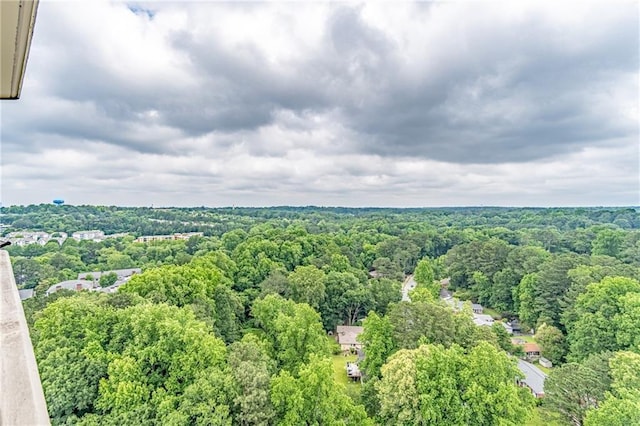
left=336, top=325, right=363, bottom=352
left=524, top=343, right=541, bottom=360
left=508, top=320, right=522, bottom=334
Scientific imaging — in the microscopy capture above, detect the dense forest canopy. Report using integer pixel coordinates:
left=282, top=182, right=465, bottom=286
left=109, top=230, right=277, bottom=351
left=2, top=204, right=639, bottom=237
left=4, top=205, right=639, bottom=425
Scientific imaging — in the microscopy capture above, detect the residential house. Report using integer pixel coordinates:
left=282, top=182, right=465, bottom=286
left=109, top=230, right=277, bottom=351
left=72, top=230, right=105, bottom=241
left=105, top=232, right=129, bottom=239
left=77, top=268, right=141, bottom=281
left=46, top=280, right=95, bottom=296
left=508, top=319, right=522, bottom=334
left=443, top=297, right=495, bottom=327
left=50, top=232, right=68, bottom=245
left=336, top=325, right=364, bottom=352
left=99, top=282, right=126, bottom=294
left=78, top=268, right=141, bottom=294
left=524, top=343, right=541, bottom=360
left=517, top=359, right=547, bottom=398
left=18, top=289, right=34, bottom=300
left=472, top=314, right=494, bottom=327
left=8, top=231, right=51, bottom=246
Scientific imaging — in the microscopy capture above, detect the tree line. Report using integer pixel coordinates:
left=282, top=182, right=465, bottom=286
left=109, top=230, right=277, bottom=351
left=8, top=205, right=639, bottom=424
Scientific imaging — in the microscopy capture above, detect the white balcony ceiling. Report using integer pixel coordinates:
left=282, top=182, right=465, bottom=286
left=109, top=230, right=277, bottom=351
left=1, top=0, right=39, bottom=99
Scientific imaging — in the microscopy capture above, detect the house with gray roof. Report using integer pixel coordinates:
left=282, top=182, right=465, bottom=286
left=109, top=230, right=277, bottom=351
left=77, top=268, right=141, bottom=281
left=517, top=359, right=547, bottom=398
left=18, top=289, right=34, bottom=300
left=336, top=325, right=364, bottom=351
left=472, top=313, right=495, bottom=327
left=502, top=322, right=514, bottom=334
left=46, top=280, right=95, bottom=296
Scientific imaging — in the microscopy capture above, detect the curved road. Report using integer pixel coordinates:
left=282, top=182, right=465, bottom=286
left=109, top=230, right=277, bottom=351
left=401, top=275, right=416, bottom=301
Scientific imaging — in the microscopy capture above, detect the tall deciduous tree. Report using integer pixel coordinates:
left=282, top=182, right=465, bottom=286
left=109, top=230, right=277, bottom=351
left=591, top=229, right=625, bottom=258
left=227, top=335, right=276, bottom=425
left=287, top=265, right=326, bottom=309
left=584, top=351, right=640, bottom=426
left=270, top=356, right=372, bottom=426
left=566, top=276, right=640, bottom=361
left=535, top=323, right=567, bottom=365
left=369, top=277, right=401, bottom=316
left=414, top=258, right=438, bottom=299
left=252, top=295, right=329, bottom=372
left=544, top=351, right=613, bottom=426
left=34, top=294, right=230, bottom=425
left=359, top=311, right=396, bottom=379
left=376, top=342, right=534, bottom=425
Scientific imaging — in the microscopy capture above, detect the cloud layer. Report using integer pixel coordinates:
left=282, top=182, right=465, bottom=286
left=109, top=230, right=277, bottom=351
left=1, top=1, right=638, bottom=207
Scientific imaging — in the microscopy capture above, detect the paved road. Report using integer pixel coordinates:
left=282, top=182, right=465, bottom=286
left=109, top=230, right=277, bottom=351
left=401, top=275, right=416, bottom=301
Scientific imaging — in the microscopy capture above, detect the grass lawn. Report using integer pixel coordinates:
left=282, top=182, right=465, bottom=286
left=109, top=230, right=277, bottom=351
left=331, top=354, right=362, bottom=396
left=534, top=362, right=552, bottom=375
left=517, top=334, right=537, bottom=343
left=524, top=407, right=564, bottom=426
left=332, top=354, right=357, bottom=385
left=483, top=307, right=502, bottom=319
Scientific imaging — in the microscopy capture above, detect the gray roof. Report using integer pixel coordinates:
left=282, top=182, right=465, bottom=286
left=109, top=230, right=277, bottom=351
left=517, top=359, right=547, bottom=395
left=18, top=289, right=34, bottom=300
left=336, top=326, right=364, bottom=345
left=472, top=303, right=483, bottom=310
left=77, top=268, right=141, bottom=280
left=97, top=281, right=126, bottom=294
left=472, top=314, right=494, bottom=327
left=46, top=280, right=94, bottom=295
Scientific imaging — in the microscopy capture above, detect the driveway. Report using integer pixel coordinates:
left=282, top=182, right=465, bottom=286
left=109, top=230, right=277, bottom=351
left=401, top=275, right=416, bottom=301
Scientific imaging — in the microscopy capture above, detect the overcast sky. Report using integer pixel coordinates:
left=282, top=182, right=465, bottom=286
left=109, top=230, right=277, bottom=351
left=1, top=1, right=638, bottom=207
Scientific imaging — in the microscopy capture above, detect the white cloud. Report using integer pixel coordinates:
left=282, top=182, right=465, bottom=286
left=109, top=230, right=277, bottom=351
left=1, top=1, right=637, bottom=207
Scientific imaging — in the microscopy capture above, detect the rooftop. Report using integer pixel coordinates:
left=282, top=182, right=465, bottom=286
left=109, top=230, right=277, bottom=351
left=77, top=268, right=141, bottom=280
left=524, top=343, right=541, bottom=353
left=472, top=314, right=494, bottom=327
left=336, top=325, right=363, bottom=345
left=46, top=279, right=94, bottom=295
left=517, top=359, right=547, bottom=395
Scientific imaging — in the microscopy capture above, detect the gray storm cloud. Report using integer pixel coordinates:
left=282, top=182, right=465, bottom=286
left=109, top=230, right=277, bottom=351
left=0, top=1, right=637, bottom=207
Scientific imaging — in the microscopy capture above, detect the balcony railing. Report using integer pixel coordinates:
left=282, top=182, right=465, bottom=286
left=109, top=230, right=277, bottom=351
left=0, top=249, right=50, bottom=425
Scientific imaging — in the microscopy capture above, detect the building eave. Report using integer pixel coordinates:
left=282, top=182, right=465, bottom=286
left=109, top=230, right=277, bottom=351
left=1, top=0, right=39, bottom=99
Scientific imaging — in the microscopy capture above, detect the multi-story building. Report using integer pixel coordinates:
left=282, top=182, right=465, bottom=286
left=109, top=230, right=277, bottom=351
left=7, top=231, right=51, bottom=246
left=72, top=230, right=105, bottom=241
left=135, top=232, right=203, bottom=243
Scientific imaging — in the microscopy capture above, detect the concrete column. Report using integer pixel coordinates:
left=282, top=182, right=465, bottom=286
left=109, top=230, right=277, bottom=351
left=0, top=250, right=50, bottom=425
